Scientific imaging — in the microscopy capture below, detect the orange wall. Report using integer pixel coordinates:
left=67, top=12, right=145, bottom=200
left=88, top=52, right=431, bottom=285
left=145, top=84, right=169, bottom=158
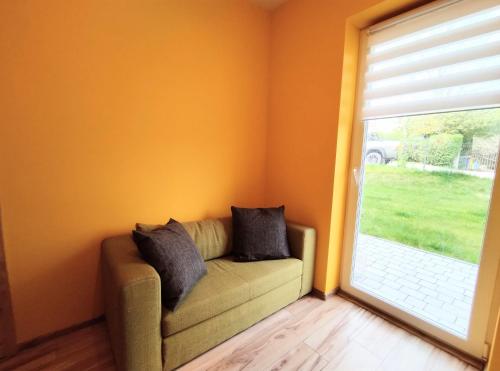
left=267, top=0, right=433, bottom=294
left=486, top=311, right=500, bottom=371
left=488, top=308, right=500, bottom=370
left=266, top=0, right=388, bottom=293
left=0, top=0, right=270, bottom=343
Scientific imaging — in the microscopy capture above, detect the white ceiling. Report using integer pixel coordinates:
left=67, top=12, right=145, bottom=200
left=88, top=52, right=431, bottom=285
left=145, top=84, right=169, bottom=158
left=251, top=0, right=289, bottom=10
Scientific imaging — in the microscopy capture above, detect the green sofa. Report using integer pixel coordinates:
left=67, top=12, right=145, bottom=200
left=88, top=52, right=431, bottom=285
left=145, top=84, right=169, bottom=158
left=102, top=218, right=316, bottom=371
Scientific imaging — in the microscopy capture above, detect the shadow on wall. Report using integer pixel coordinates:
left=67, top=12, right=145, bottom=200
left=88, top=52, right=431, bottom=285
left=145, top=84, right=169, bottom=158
left=11, top=235, right=107, bottom=340
left=0, top=208, right=16, bottom=356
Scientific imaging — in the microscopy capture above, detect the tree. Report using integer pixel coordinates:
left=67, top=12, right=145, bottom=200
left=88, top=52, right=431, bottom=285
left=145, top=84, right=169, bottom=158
left=402, top=108, right=500, bottom=155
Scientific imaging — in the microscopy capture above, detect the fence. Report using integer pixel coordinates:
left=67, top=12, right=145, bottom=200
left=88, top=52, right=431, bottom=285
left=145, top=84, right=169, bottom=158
left=458, top=151, right=498, bottom=171
left=398, top=135, right=499, bottom=173
left=458, top=142, right=499, bottom=171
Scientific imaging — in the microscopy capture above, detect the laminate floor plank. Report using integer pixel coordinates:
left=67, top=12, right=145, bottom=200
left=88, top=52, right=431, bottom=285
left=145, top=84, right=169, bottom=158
left=240, top=297, right=349, bottom=370
left=0, top=295, right=479, bottom=371
left=349, top=314, right=409, bottom=360
left=268, top=343, right=327, bottom=371
left=376, top=335, right=436, bottom=371
left=323, top=341, right=382, bottom=371
left=304, top=302, right=374, bottom=361
left=423, top=347, right=474, bottom=371
left=285, top=295, right=329, bottom=318
left=178, top=310, right=294, bottom=371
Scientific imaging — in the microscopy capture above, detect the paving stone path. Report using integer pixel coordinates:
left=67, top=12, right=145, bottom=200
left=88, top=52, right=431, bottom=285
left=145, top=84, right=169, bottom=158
left=352, top=234, right=478, bottom=336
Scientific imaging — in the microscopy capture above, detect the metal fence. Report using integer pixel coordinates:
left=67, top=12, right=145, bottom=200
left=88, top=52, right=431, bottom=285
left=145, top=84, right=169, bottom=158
left=458, top=141, right=499, bottom=171
left=458, top=151, right=498, bottom=171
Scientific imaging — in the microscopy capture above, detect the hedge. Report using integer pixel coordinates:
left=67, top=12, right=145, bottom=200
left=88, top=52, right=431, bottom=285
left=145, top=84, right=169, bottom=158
left=399, top=134, right=463, bottom=167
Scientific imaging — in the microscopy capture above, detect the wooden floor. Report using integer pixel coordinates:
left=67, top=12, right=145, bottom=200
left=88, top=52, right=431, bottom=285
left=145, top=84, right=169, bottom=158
left=0, top=295, right=479, bottom=371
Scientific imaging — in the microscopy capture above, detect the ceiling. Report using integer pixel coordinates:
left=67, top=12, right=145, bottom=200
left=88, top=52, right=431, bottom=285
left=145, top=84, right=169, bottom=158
left=251, top=0, right=289, bottom=10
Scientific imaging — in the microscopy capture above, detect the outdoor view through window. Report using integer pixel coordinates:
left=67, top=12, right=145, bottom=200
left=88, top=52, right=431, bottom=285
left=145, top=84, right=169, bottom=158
left=352, top=108, right=500, bottom=337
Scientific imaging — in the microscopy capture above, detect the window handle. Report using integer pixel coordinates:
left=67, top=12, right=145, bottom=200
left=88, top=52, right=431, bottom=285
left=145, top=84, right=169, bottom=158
left=353, top=168, right=360, bottom=187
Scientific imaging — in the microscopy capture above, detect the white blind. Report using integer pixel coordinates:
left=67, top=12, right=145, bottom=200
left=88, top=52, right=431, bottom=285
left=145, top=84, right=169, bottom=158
left=362, top=0, right=500, bottom=120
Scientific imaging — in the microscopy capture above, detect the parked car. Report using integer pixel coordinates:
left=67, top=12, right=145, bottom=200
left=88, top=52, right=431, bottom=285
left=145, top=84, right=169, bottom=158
left=365, top=133, right=400, bottom=164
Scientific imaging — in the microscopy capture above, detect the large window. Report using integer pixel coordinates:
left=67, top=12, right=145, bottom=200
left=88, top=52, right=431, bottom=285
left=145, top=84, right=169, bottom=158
left=341, top=0, right=500, bottom=357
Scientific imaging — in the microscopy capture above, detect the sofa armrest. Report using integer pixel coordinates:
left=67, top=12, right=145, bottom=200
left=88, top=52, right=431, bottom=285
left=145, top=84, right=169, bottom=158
left=102, top=235, right=162, bottom=371
left=286, top=222, right=316, bottom=297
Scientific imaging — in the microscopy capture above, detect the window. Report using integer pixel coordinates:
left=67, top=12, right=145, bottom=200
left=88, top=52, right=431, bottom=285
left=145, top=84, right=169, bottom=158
left=341, top=0, right=500, bottom=355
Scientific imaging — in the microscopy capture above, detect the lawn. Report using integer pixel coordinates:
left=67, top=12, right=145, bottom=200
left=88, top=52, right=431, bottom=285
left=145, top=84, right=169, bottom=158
left=359, top=165, right=494, bottom=264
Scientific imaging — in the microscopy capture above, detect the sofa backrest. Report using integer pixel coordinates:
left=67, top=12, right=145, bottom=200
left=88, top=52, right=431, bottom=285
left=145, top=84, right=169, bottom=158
left=135, top=217, right=232, bottom=261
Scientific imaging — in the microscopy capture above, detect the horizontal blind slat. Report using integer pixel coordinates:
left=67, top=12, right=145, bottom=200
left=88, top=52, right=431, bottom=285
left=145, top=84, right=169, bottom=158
left=366, top=46, right=500, bottom=83
left=363, top=91, right=500, bottom=120
left=367, top=16, right=500, bottom=64
left=362, top=0, right=500, bottom=120
left=366, top=32, right=500, bottom=82
left=365, top=60, right=500, bottom=99
left=368, top=0, right=499, bottom=45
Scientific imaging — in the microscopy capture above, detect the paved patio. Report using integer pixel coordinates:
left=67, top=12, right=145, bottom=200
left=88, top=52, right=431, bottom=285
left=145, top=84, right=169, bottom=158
left=352, top=234, right=478, bottom=336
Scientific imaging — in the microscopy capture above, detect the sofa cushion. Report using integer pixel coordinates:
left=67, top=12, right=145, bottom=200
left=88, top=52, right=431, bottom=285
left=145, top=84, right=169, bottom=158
left=161, top=256, right=303, bottom=337
left=162, top=259, right=249, bottom=336
left=231, top=206, right=290, bottom=261
left=214, top=257, right=303, bottom=299
left=132, top=219, right=207, bottom=311
left=182, top=218, right=232, bottom=261
left=136, top=218, right=232, bottom=261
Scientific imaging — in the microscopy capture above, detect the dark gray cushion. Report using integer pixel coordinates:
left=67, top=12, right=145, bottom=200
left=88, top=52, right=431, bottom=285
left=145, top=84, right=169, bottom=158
left=132, top=219, right=207, bottom=311
left=231, top=206, right=290, bottom=262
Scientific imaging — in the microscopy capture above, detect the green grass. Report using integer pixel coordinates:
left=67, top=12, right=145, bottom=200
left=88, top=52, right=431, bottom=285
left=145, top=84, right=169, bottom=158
left=359, top=165, right=494, bottom=263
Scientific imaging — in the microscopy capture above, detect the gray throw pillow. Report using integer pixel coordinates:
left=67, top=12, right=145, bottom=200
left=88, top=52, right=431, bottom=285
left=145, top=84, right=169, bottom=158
left=231, top=206, right=290, bottom=262
left=132, top=219, right=207, bottom=311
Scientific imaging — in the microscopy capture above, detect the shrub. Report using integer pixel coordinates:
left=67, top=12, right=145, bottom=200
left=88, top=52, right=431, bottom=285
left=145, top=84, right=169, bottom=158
left=399, top=134, right=463, bottom=167
left=398, top=137, right=427, bottom=164
left=428, top=134, right=463, bottom=167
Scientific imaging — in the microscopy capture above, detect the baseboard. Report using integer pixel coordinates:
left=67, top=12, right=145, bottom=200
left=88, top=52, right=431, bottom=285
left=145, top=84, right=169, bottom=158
left=337, top=289, right=485, bottom=370
left=311, top=287, right=338, bottom=300
left=1, top=315, right=105, bottom=361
